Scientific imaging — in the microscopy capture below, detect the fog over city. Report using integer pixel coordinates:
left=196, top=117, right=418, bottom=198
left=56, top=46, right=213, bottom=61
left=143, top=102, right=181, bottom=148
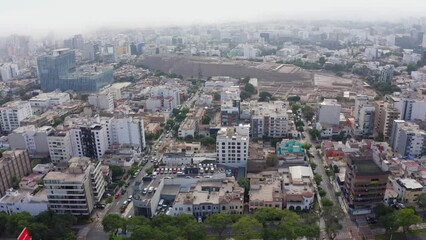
left=1, top=0, right=426, bottom=36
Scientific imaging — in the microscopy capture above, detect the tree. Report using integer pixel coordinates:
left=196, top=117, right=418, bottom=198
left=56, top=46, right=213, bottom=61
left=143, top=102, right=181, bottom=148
left=287, top=95, right=301, bottom=102
left=291, top=103, right=301, bottom=114
left=302, top=143, right=312, bottom=150
left=321, top=198, right=333, bottom=207
left=102, top=214, right=125, bottom=234
left=407, top=63, right=417, bottom=74
left=277, top=210, right=305, bottom=240
left=145, top=166, right=154, bottom=175
left=259, top=91, right=272, bottom=102
left=319, top=189, right=327, bottom=197
left=266, top=153, right=279, bottom=167
left=417, top=193, right=426, bottom=218
left=302, top=105, right=315, bottom=121
left=206, top=213, right=234, bottom=238
left=310, top=162, right=317, bottom=170
left=394, top=208, right=421, bottom=234
left=319, top=56, right=326, bottom=65
left=11, top=175, right=20, bottom=189
left=238, top=178, right=250, bottom=202
left=181, top=222, right=206, bottom=240
left=0, top=212, right=7, bottom=236
left=309, top=129, right=321, bottom=139
left=202, top=115, right=211, bottom=125
left=240, top=91, right=251, bottom=100
left=109, top=165, right=124, bottom=181
left=314, top=173, right=323, bottom=185
left=130, top=225, right=165, bottom=240
left=232, top=217, right=262, bottom=240
left=28, top=222, right=50, bottom=240
left=380, top=214, right=399, bottom=235
left=213, top=92, right=220, bottom=101
left=244, top=83, right=256, bottom=94
left=200, top=136, right=216, bottom=146
left=322, top=205, right=343, bottom=235
left=332, top=165, right=340, bottom=173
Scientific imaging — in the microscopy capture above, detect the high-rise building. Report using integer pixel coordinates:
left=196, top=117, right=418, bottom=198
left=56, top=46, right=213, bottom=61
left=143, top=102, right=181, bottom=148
left=0, top=150, right=31, bottom=196
left=37, top=48, right=113, bottom=92
left=250, top=101, right=289, bottom=138
left=373, top=101, right=400, bottom=140
left=63, top=34, right=84, bottom=50
left=389, top=120, right=426, bottom=158
left=44, top=157, right=105, bottom=216
left=216, top=124, right=250, bottom=169
left=88, top=90, right=114, bottom=111
left=354, top=95, right=369, bottom=121
left=70, top=123, right=108, bottom=160
left=317, top=99, right=341, bottom=125
left=394, top=99, right=426, bottom=121
left=344, top=153, right=389, bottom=215
left=378, top=65, right=394, bottom=83
left=0, top=63, right=19, bottom=81
left=110, top=116, right=146, bottom=150
left=357, top=106, right=375, bottom=137
left=0, top=101, right=32, bottom=133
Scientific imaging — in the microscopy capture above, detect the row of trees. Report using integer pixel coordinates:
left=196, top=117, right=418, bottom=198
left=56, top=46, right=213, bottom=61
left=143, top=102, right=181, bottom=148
left=374, top=204, right=422, bottom=237
left=0, top=211, right=76, bottom=240
left=103, top=208, right=320, bottom=240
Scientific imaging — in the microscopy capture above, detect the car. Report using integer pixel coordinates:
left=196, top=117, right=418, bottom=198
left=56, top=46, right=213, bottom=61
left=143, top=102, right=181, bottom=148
left=142, top=188, right=148, bottom=195
left=366, top=216, right=377, bottom=224
left=154, top=187, right=158, bottom=192
left=172, top=169, right=177, bottom=174
left=123, top=201, right=128, bottom=206
left=128, top=215, right=132, bottom=218
left=96, top=204, right=106, bottom=209
left=128, top=195, right=133, bottom=201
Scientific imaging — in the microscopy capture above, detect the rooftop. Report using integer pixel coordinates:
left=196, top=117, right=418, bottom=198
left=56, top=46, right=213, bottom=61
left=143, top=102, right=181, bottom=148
left=352, top=160, right=384, bottom=176
left=397, top=178, right=423, bottom=190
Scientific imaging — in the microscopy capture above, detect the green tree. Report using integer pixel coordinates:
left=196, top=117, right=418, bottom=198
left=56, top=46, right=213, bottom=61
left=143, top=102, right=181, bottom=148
left=379, top=214, right=399, bottom=235
left=407, top=63, right=417, bottom=74
left=181, top=222, right=206, bottom=240
left=254, top=207, right=283, bottom=225
left=106, top=195, right=113, bottom=204
left=259, top=91, right=272, bottom=102
left=319, top=189, right=327, bottom=197
left=302, top=105, right=315, bottom=121
left=266, top=153, right=279, bottom=167
left=232, top=217, right=262, bottom=240
left=309, top=129, right=321, bottom=139
left=206, top=213, right=233, bottom=238
left=200, top=136, right=216, bottom=146
left=102, top=214, right=125, bottom=234
left=332, top=165, right=340, bottom=173
left=238, top=178, right=250, bottom=202
left=287, top=95, right=301, bottom=102
left=417, top=193, right=426, bottom=218
left=128, top=166, right=139, bottom=176
left=319, top=56, right=326, bottom=65
left=277, top=210, right=305, bottom=240
left=321, top=198, right=333, bottom=207
left=244, top=83, right=256, bottom=94
left=302, top=143, right=312, bottom=150
left=145, top=166, right=154, bottom=175
left=28, top=222, right=50, bottom=240
left=202, top=115, right=211, bottom=125
left=213, top=92, right=220, bottom=101
left=130, top=225, right=165, bottom=240
left=109, top=165, right=124, bottom=181
left=0, top=212, right=7, bottom=236
left=314, top=173, right=323, bottom=185
left=6, top=212, right=33, bottom=236
left=394, top=208, right=422, bottom=234
left=240, top=91, right=251, bottom=100
left=322, top=205, right=343, bottom=235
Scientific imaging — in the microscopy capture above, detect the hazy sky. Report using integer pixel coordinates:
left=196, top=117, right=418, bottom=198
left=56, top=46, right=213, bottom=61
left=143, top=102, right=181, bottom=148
left=1, top=0, right=426, bottom=37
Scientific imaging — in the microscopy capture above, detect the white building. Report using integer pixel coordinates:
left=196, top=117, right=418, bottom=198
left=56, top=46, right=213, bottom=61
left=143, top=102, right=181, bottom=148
left=150, top=85, right=180, bottom=106
left=106, top=82, right=132, bottom=100
left=8, top=125, right=53, bottom=156
left=285, top=166, right=315, bottom=210
left=0, top=101, right=33, bottom=133
left=318, top=99, right=341, bottom=125
left=47, top=130, right=73, bottom=167
left=110, top=116, right=146, bottom=150
left=402, top=49, right=422, bottom=65
left=146, top=96, right=176, bottom=112
left=0, top=189, right=48, bottom=216
left=243, top=44, right=260, bottom=59
left=216, top=124, right=250, bottom=168
left=364, top=47, right=378, bottom=60
left=88, top=90, right=114, bottom=111
left=354, top=95, right=369, bottom=121
left=162, top=152, right=192, bottom=166
left=29, top=92, right=70, bottom=111
left=394, top=99, right=426, bottom=121
left=357, top=106, right=375, bottom=137
left=389, top=120, right=426, bottom=158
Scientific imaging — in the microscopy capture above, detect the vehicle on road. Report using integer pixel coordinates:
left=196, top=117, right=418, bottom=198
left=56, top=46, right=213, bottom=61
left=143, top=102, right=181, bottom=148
left=142, top=188, right=148, bottom=195
left=123, top=201, right=128, bottom=206
left=148, top=186, right=154, bottom=193
left=115, top=192, right=121, bottom=199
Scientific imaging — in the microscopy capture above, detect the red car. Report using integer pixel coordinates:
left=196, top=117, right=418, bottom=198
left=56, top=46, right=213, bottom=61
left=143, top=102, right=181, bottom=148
left=114, top=192, right=120, bottom=199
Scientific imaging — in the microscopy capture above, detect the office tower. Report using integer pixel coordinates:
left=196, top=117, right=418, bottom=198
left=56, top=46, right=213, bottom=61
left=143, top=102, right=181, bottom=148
left=0, top=101, right=32, bottom=133
left=63, top=34, right=84, bottom=50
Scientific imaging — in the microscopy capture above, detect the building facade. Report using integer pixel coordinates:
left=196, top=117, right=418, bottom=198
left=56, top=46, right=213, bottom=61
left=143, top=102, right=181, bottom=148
left=0, top=150, right=31, bottom=196
left=0, top=101, right=32, bottom=133
left=216, top=125, right=250, bottom=168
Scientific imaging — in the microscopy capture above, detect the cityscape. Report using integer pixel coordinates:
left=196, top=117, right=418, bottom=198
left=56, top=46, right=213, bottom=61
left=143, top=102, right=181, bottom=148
left=1, top=1, right=426, bottom=240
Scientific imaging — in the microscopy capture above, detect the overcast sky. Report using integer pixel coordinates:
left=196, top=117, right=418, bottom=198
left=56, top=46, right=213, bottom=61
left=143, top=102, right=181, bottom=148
left=1, top=0, right=426, bottom=37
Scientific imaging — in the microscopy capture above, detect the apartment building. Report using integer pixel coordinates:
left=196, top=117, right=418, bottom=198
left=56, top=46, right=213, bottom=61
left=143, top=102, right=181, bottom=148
left=8, top=125, right=53, bottom=156
left=389, top=120, right=426, bottom=158
left=344, top=153, right=389, bottom=215
left=391, top=178, right=423, bottom=204
left=221, top=86, right=241, bottom=127
left=394, top=98, right=426, bottom=121
left=29, top=92, right=70, bottom=112
left=250, top=101, right=289, bottom=138
left=354, top=95, right=369, bottom=121
left=47, top=130, right=73, bottom=168
left=170, top=177, right=244, bottom=218
left=44, top=157, right=105, bottom=216
left=248, top=172, right=284, bottom=212
left=216, top=124, right=250, bottom=168
left=110, top=116, right=146, bottom=150
left=0, top=101, right=32, bottom=133
left=373, top=101, right=400, bottom=140
left=317, top=99, right=341, bottom=125
left=0, top=150, right=31, bottom=196
left=0, top=189, right=48, bottom=216
left=357, top=105, right=375, bottom=137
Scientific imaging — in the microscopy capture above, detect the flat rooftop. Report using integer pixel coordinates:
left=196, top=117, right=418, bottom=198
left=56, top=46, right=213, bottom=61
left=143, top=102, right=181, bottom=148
left=353, top=160, right=384, bottom=176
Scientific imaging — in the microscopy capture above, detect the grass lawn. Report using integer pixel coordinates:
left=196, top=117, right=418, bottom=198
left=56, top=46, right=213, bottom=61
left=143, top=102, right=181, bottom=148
left=375, top=229, right=426, bottom=240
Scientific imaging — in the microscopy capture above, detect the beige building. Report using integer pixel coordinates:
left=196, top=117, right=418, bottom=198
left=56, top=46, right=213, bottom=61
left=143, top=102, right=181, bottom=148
left=391, top=178, right=423, bottom=204
left=0, top=150, right=31, bottom=196
left=44, top=157, right=106, bottom=216
left=248, top=171, right=284, bottom=212
left=8, top=125, right=53, bottom=157
left=374, top=101, right=400, bottom=140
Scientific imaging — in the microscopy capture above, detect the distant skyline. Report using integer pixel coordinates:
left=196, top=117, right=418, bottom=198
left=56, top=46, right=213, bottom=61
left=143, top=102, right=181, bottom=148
left=1, top=0, right=426, bottom=37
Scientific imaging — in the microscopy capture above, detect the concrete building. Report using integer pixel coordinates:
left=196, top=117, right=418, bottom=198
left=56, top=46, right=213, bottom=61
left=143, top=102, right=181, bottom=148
left=37, top=48, right=113, bottom=92
left=88, top=90, right=114, bottom=111
left=178, top=118, right=197, bottom=139
left=221, top=104, right=240, bottom=127
left=0, top=189, right=48, bottom=216
left=373, top=101, right=400, bottom=140
left=249, top=172, right=284, bottom=212
left=69, top=119, right=109, bottom=160
left=394, top=99, right=426, bottom=121
left=250, top=101, right=289, bottom=138
left=0, top=63, right=19, bottom=81
left=47, top=130, right=73, bottom=167
left=0, top=101, right=32, bottom=133
left=170, top=177, right=244, bottom=218
left=378, top=65, right=394, bottom=83
left=216, top=125, right=250, bottom=169
left=389, top=120, right=426, bottom=158
left=8, top=125, right=53, bottom=156
left=391, top=178, right=423, bottom=204
left=357, top=105, right=375, bottom=137
left=106, top=82, right=132, bottom=100
left=29, top=92, right=71, bottom=112
left=110, top=116, right=146, bottom=150
left=318, top=99, right=341, bottom=125
left=162, top=152, right=193, bottom=166
left=354, top=95, right=369, bottom=121
left=146, top=96, right=176, bottom=112
left=0, top=150, right=31, bottom=197
left=285, top=166, right=315, bottom=210
left=344, top=153, right=389, bottom=215
left=43, top=157, right=105, bottom=216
